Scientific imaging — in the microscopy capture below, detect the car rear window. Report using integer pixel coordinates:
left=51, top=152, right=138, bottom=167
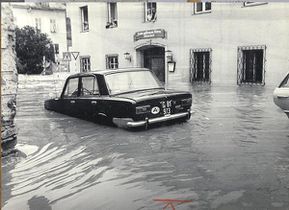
left=279, top=73, right=289, bottom=88
left=105, top=71, right=161, bottom=94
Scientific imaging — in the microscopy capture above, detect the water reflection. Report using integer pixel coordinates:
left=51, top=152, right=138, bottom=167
left=3, top=82, right=289, bottom=209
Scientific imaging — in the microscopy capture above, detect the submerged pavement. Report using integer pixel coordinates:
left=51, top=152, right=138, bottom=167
left=2, top=76, right=289, bottom=210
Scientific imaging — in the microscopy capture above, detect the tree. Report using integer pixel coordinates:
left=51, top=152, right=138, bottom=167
left=15, top=26, right=55, bottom=74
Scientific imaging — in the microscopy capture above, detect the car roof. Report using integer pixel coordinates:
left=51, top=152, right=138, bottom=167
left=67, top=67, right=151, bottom=78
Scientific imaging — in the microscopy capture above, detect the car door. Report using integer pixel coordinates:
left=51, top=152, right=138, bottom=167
left=77, top=75, right=100, bottom=119
left=61, top=76, right=80, bottom=117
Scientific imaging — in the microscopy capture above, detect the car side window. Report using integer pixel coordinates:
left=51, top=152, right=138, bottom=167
left=80, top=76, right=99, bottom=96
left=63, top=77, right=79, bottom=98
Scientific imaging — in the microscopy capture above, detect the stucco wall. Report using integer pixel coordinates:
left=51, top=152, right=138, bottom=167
left=67, top=2, right=289, bottom=87
left=1, top=4, right=18, bottom=156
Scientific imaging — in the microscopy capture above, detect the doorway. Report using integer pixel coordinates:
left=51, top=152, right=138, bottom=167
left=138, top=46, right=165, bottom=82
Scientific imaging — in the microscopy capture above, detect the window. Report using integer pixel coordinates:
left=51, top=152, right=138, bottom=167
left=279, top=74, right=289, bottom=88
left=243, top=2, right=268, bottom=7
left=54, top=44, right=59, bottom=54
left=237, top=45, right=266, bottom=85
left=80, top=6, right=89, bottom=32
left=190, top=48, right=212, bottom=83
left=63, top=77, right=79, bottom=97
left=80, top=56, right=91, bottom=72
left=105, top=71, right=161, bottom=95
left=50, top=19, right=56, bottom=33
left=35, top=18, right=41, bottom=31
left=80, top=76, right=99, bottom=96
left=66, top=17, right=72, bottom=47
left=145, top=2, right=157, bottom=22
left=106, top=3, right=118, bottom=28
left=194, top=2, right=211, bottom=14
left=106, top=55, right=119, bottom=69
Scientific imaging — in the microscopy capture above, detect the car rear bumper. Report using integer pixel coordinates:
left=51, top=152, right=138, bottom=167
left=113, top=110, right=193, bottom=128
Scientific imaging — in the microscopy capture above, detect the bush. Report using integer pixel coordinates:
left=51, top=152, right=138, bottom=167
left=15, top=26, right=55, bottom=74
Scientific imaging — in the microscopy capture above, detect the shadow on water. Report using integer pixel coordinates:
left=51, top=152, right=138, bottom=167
left=28, top=196, right=52, bottom=210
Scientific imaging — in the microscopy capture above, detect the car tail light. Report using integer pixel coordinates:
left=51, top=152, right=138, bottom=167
left=136, top=105, right=151, bottom=114
left=181, top=98, right=192, bottom=106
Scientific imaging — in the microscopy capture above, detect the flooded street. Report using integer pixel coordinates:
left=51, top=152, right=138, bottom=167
left=2, top=78, right=289, bottom=210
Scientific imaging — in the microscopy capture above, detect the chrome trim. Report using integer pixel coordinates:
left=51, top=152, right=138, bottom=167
left=113, top=111, right=191, bottom=128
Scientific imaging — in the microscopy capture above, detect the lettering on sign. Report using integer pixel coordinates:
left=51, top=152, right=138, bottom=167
left=134, top=29, right=166, bottom=41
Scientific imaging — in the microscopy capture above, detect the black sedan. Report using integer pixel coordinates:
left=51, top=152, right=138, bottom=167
left=45, top=68, right=192, bottom=128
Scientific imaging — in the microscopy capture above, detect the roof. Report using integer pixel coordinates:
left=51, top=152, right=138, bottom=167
left=68, top=67, right=151, bottom=78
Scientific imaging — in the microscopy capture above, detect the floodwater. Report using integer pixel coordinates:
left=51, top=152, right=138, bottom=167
left=2, top=80, right=289, bottom=210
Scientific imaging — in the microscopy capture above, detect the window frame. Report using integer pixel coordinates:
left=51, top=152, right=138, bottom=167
left=193, top=2, right=212, bottom=15
left=50, top=19, right=57, bottom=33
left=80, top=6, right=89, bottom=32
left=190, top=48, right=212, bottom=84
left=279, top=73, right=289, bottom=88
left=62, top=77, right=80, bottom=98
left=144, top=2, right=157, bottom=22
left=106, top=2, right=118, bottom=28
left=35, top=18, right=41, bottom=31
left=237, top=45, right=266, bottom=85
left=80, top=75, right=100, bottom=96
left=106, top=54, right=119, bottom=70
left=80, top=56, right=91, bottom=72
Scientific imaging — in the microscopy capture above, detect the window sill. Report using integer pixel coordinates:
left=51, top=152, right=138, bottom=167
left=80, top=30, right=89, bottom=33
left=193, top=10, right=212, bottom=15
left=243, top=2, right=268, bottom=7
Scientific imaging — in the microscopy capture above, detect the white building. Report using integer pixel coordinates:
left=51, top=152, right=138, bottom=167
left=11, top=3, right=68, bottom=68
left=66, top=2, right=289, bottom=87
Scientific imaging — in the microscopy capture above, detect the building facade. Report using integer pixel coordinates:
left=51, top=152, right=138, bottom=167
left=11, top=3, right=68, bottom=69
left=66, top=2, right=289, bottom=87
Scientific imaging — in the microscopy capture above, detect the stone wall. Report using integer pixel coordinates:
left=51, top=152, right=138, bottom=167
left=1, top=4, right=18, bottom=156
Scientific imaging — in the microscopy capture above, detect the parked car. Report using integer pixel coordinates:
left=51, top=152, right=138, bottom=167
left=45, top=68, right=193, bottom=128
left=273, top=72, right=289, bottom=118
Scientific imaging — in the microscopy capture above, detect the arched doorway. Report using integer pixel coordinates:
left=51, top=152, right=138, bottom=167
left=136, top=45, right=165, bottom=83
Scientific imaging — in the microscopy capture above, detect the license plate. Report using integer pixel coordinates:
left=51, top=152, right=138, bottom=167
left=163, top=107, right=171, bottom=116
left=160, top=100, right=172, bottom=116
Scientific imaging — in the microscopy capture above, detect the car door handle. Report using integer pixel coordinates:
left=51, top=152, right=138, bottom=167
left=91, top=101, right=97, bottom=104
left=277, top=96, right=289, bottom=99
left=70, top=100, right=76, bottom=104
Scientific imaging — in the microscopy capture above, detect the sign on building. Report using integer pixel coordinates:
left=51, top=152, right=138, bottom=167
left=134, top=29, right=166, bottom=41
left=63, top=52, right=71, bottom=61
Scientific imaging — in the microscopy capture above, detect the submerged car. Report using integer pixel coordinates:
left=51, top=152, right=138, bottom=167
left=273, top=72, right=289, bottom=118
left=45, top=68, right=192, bottom=128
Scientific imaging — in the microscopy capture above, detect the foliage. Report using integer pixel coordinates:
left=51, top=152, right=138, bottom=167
left=15, top=26, right=55, bottom=74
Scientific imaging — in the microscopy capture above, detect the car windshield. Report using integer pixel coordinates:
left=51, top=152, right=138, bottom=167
left=105, top=70, right=162, bottom=94
left=279, top=73, right=289, bottom=88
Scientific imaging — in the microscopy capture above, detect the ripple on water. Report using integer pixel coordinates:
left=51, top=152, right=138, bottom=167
left=3, top=143, right=112, bottom=209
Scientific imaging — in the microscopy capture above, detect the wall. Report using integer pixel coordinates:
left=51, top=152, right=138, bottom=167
left=1, top=4, right=18, bottom=156
left=67, top=2, right=289, bottom=87
left=12, top=3, right=67, bottom=65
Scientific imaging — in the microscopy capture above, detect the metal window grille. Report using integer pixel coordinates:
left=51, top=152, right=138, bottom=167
left=190, top=48, right=212, bottom=84
left=237, top=45, right=266, bottom=85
